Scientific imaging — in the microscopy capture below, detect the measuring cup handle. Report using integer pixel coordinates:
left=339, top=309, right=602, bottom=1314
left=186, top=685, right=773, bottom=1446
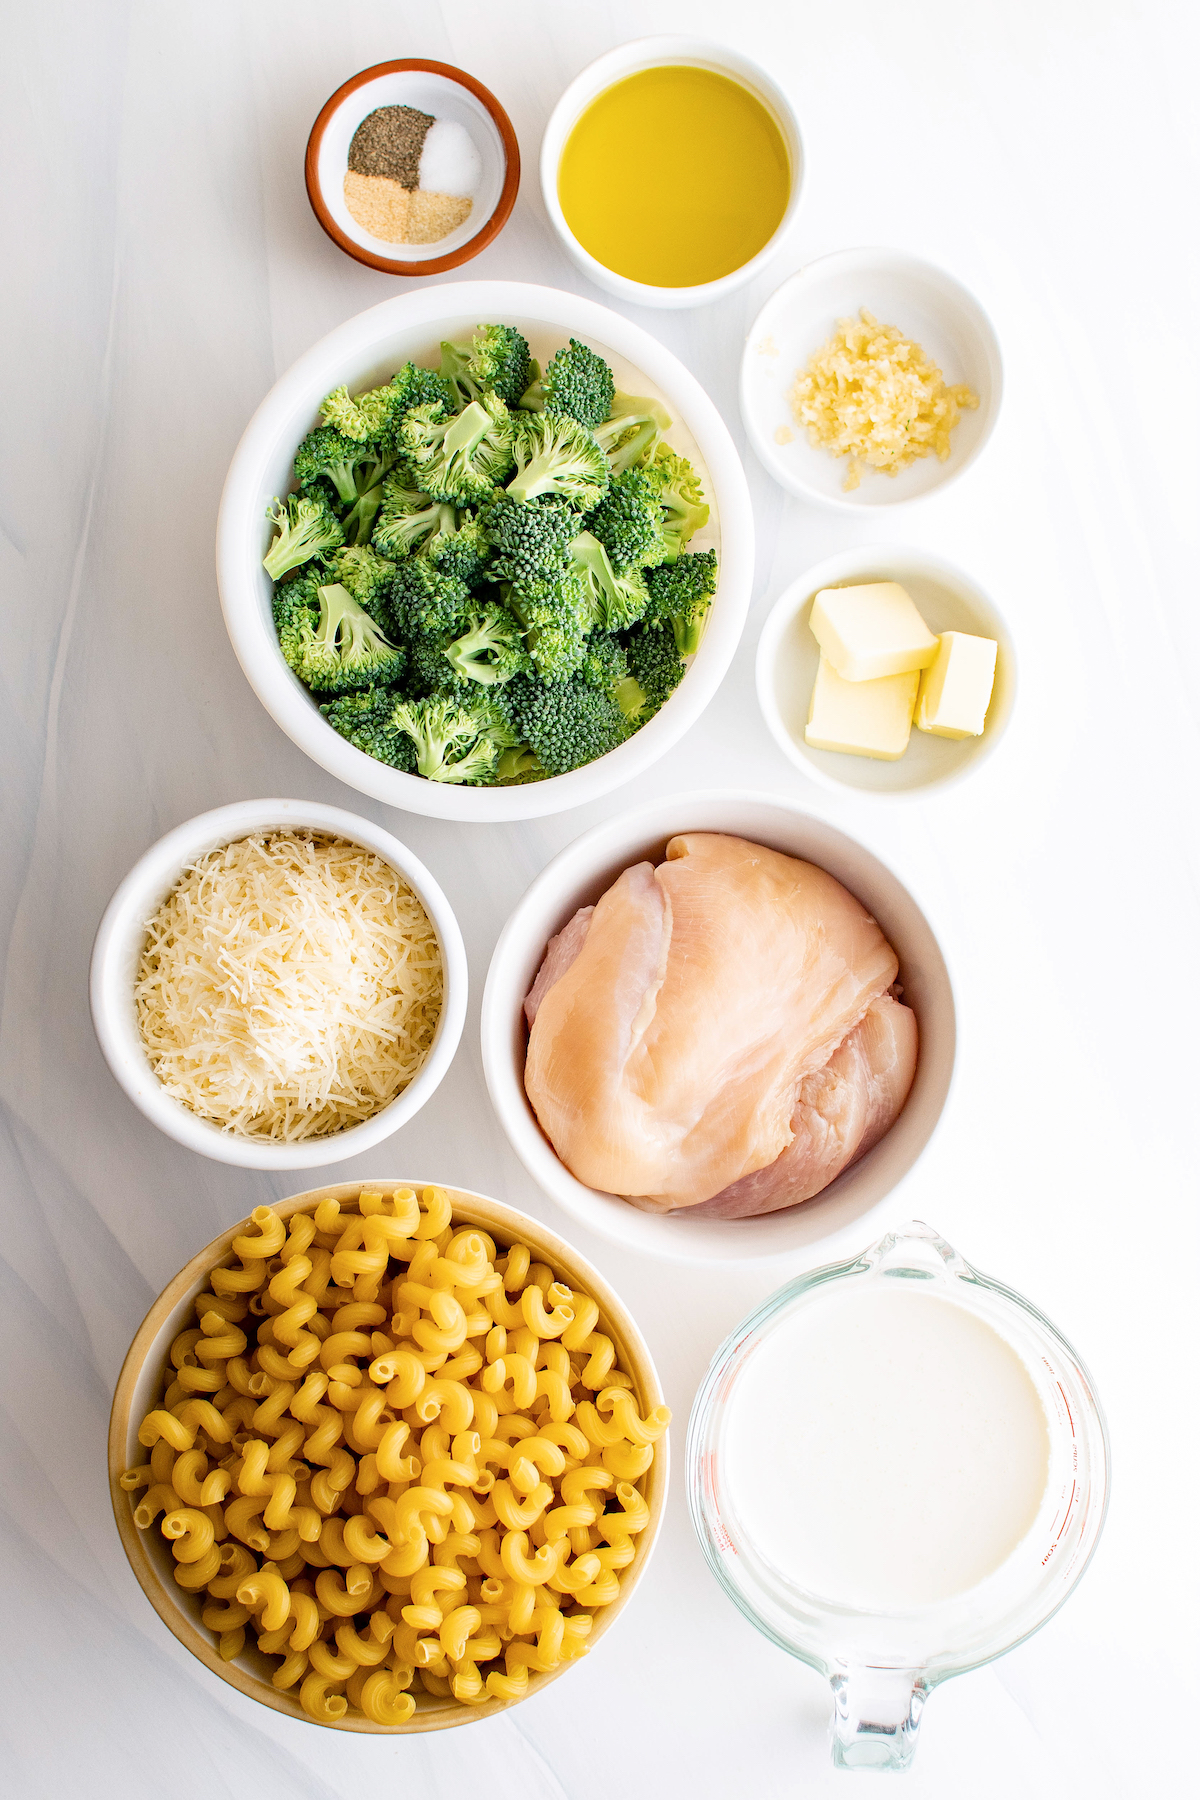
left=829, top=1667, right=928, bottom=1771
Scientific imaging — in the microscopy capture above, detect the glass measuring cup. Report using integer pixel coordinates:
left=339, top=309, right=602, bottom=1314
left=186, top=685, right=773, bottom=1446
left=686, top=1222, right=1109, bottom=1771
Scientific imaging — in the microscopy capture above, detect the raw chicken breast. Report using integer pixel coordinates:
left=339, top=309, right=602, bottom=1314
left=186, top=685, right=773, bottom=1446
left=524, top=907, right=594, bottom=1029
left=523, top=833, right=910, bottom=1209
left=686, top=993, right=918, bottom=1219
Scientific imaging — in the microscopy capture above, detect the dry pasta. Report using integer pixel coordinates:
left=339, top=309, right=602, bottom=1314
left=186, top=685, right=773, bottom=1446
left=122, top=1189, right=669, bottom=1723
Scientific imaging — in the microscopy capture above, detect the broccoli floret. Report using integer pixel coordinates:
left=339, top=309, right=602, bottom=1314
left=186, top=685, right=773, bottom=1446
left=479, top=495, right=579, bottom=583
left=504, top=672, right=632, bottom=776
left=570, top=531, right=651, bottom=632
left=648, top=444, right=710, bottom=559
left=273, top=578, right=406, bottom=694
left=319, top=686, right=417, bottom=772
left=329, top=544, right=396, bottom=624
left=594, top=393, right=674, bottom=474
left=503, top=568, right=590, bottom=682
left=440, top=325, right=531, bottom=407
left=444, top=603, right=530, bottom=687
left=263, top=491, right=345, bottom=580
left=578, top=632, right=648, bottom=723
left=520, top=338, right=615, bottom=429
left=373, top=479, right=458, bottom=557
left=390, top=557, right=474, bottom=637
left=506, top=413, right=609, bottom=508
left=404, top=624, right=474, bottom=699
left=585, top=466, right=671, bottom=573
left=385, top=361, right=457, bottom=427
left=578, top=630, right=629, bottom=690
left=293, top=426, right=373, bottom=508
left=320, top=364, right=453, bottom=445
left=390, top=693, right=519, bottom=784
left=400, top=393, right=514, bottom=505
left=625, top=622, right=686, bottom=714
left=319, top=383, right=397, bottom=444
left=424, top=514, right=490, bottom=586
left=643, top=549, right=718, bottom=655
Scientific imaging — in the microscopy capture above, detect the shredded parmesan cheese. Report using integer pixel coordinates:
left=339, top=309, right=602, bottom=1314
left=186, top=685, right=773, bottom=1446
left=135, top=833, right=442, bottom=1140
left=790, top=309, right=978, bottom=490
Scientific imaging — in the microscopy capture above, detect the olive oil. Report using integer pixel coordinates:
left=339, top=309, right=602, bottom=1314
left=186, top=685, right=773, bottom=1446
left=558, top=66, right=790, bottom=288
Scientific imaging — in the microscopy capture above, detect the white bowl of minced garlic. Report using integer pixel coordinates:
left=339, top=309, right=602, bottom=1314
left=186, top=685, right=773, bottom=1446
left=90, top=798, right=467, bottom=1169
left=741, top=247, right=1003, bottom=508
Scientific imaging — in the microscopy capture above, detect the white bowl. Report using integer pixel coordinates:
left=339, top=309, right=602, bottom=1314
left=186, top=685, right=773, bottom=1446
left=90, top=799, right=467, bottom=1169
left=540, top=37, right=804, bottom=310
left=756, top=547, right=1018, bottom=800
left=217, top=281, right=754, bottom=821
left=480, top=791, right=955, bottom=1263
left=741, top=248, right=1003, bottom=507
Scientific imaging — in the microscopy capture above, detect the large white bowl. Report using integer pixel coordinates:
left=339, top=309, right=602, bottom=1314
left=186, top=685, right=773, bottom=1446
left=480, top=792, right=956, bottom=1262
left=540, top=37, right=804, bottom=310
left=757, top=547, right=1018, bottom=799
left=217, top=281, right=754, bottom=820
left=90, top=799, right=467, bottom=1169
left=741, top=248, right=1003, bottom=508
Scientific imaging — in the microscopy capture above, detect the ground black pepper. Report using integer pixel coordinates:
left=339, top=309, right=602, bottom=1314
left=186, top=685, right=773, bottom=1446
left=347, top=105, right=435, bottom=189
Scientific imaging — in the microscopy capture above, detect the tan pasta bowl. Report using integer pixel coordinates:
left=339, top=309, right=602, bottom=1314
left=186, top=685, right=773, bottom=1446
left=109, top=1181, right=669, bottom=1732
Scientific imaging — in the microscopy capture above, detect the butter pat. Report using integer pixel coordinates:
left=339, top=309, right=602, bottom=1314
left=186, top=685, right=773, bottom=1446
left=916, top=631, right=998, bottom=738
left=805, top=654, right=919, bottom=761
left=810, top=582, right=939, bottom=682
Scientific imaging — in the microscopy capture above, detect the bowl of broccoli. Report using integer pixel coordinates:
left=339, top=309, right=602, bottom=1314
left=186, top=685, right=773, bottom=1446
left=217, top=281, right=754, bottom=819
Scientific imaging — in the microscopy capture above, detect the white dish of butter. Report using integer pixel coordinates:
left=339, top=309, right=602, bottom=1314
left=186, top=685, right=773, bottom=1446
left=756, top=546, right=1017, bottom=799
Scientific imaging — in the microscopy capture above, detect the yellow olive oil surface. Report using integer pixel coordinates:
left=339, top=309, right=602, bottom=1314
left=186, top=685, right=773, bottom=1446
left=558, top=66, right=790, bottom=288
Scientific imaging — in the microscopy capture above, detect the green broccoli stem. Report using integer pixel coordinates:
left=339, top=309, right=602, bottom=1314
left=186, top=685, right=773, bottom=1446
left=672, top=613, right=708, bottom=657
left=613, top=674, right=647, bottom=720
left=325, top=462, right=360, bottom=507
left=263, top=502, right=339, bottom=581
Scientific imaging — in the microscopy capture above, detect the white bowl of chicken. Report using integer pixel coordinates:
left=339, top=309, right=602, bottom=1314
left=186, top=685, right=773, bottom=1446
left=481, top=791, right=956, bottom=1262
left=217, top=280, right=752, bottom=821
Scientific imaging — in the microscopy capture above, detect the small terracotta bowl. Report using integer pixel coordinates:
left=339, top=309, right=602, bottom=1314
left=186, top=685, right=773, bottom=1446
left=109, top=1181, right=670, bottom=1732
left=306, top=60, right=519, bottom=276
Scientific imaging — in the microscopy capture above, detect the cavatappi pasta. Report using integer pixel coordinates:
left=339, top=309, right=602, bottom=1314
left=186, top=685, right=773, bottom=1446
left=121, top=1190, right=669, bottom=1723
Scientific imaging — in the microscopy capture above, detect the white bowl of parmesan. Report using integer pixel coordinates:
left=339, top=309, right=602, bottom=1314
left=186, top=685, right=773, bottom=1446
left=90, top=799, right=467, bottom=1168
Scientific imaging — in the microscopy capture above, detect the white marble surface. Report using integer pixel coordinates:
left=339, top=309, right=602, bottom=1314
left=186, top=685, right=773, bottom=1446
left=2, top=2, right=1197, bottom=1794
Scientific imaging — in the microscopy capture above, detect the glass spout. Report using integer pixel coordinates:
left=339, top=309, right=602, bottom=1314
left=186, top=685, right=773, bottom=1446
left=829, top=1667, right=927, bottom=1771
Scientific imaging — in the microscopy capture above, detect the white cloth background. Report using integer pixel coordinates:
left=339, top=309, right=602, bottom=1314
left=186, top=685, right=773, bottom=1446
left=2, top=2, right=1197, bottom=1795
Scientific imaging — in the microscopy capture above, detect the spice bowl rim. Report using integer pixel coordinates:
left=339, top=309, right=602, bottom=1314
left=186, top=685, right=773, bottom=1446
left=88, top=798, right=468, bottom=1170
left=539, top=34, right=805, bottom=311
left=304, top=58, right=520, bottom=277
left=109, top=1180, right=670, bottom=1731
left=216, top=278, right=755, bottom=822
left=740, top=246, right=1004, bottom=508
left=755, top=545, right=1018, bottom=800
left=480, top=787, right=957, bottom=1264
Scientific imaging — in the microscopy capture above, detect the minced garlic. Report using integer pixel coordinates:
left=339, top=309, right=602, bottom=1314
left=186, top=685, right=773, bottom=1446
left=789, top=309, right=978, bottom=490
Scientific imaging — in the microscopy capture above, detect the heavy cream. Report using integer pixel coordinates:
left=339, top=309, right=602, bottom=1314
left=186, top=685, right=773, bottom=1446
left=722, top=1284, right=1051, bottom=1613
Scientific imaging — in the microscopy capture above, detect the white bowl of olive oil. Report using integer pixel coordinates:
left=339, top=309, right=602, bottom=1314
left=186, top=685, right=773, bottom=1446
left=541, top=37, right=804, bottom=309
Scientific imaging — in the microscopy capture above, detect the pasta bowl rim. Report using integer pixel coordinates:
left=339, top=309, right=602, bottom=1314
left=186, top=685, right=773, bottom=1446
left=215, top=278, right=754, bottom=821
left=109, top=1180, right=670, bottom=1733
left=89, top=797, right=468, bottom=1169
left=480, top=788, right=957, bottom=1264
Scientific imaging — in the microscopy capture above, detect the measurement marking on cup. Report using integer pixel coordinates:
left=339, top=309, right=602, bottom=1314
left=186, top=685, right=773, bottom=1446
left=1057, top=1381, right=1076, bottom=1438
